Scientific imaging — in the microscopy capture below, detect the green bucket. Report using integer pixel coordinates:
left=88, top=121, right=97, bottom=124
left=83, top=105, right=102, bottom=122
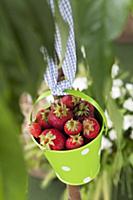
left=31, top=89, right=107, bottom=185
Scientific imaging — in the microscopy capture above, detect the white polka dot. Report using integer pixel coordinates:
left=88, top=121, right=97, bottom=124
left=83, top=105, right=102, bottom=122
left=98, top=149, right=101, bottom=156
left=83, top=177, right=92, bottom=183
left=61, top=166, right=71, bottom=171
left=81, top=148, right=90, bottom=155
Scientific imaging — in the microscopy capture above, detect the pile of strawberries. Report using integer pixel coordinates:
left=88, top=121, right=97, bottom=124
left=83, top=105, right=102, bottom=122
left=29, top=95, right=100, bottom=151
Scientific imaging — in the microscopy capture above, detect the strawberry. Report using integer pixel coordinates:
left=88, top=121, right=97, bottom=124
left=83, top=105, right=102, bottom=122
left=83, top=117, right=100, bottom=139
left=66, top=134, right=84, bottom=150
left=74, top=100, right=94, bottom=121
left=29, top=122, right=42, bottom=138
left=39, top=129, right=65, bottom=150
left=87, top=102, right=94, bottom=116
left=36, top=109, right=50, bottom=129
left=61, top=95, right=80, bottom=109
left=64, top=119, right=82, bottom=135
left=48, top=103, right=73, bottom=130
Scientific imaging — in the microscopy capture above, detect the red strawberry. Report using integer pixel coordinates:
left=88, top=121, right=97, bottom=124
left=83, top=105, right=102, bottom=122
left=36, top=109, right=50, bottom=129
left=64, top=119, right=82, bottom=135
left=66, top=134, right=84, bottom=150
left=48, top=103, right=73, bottom=130
left=86, top=102, right=94, bottom=116
left=83, top=117, right=100, bottom=139
left=61, top=95, right=80, bottom=109
left=74, top=100, right=94, bottom=121
left=39, top=129, right=65, bottom=150
left=29, top=122, right=42, bottom=138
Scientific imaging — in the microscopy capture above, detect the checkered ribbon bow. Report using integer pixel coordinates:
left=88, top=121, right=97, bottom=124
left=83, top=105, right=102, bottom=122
left=44, top=0, right=76, bottom=96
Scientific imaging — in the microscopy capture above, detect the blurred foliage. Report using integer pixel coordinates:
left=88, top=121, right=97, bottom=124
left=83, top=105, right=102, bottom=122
left=0, top=100, right=27, bottom=200
left=0, top=0, right=55, bottom=200
left=0, top=0, right=133, bottom=200
left=107, top=98, right=123, bottom=147
left=72, top=0, right=132, bottom=107
left=0, top=0, right=55, bottom=100
left=82, top=67, right=133, bottom=200
left=115, top=43, right=133, bottom=77
left=28, top=176, right=65, bottom=200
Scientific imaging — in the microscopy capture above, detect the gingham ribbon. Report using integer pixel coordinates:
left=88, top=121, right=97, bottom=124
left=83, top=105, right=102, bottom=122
left=44, top=0, right=76, bottom=96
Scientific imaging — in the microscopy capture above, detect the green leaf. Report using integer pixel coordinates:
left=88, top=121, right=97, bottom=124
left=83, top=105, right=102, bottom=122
left=86, top=42, right=113, bottom=108
left=72, top=0, right=131, bottom=42
left=102, top=170, right=111, bottom=200
left=55, top=0, right=69, bottom=64
left=1, top=0, right=55, bottom=56
left=41, top=170, right=56, bottom=189
left=0, top=100, right=27, bottom=200
left=27, top=0, right=55, bottom=57
left=0, top=0, right=56, bottom=98
left=104, top=0, right=131, bottom=40
left=114, top=43, right=133, bottom=80
left=107, top=97, right=123, bottom=146
left=112, top=151, right=123, bottom=185
left=90, top=175, right=102, bottom=200
left=129, top=153, right=133, bottom=167
left=72, top=0, right=131, bottom=107
left=0, top=171, right=4, bottom=200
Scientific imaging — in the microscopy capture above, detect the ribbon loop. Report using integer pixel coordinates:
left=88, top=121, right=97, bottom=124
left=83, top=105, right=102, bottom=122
left=44, top=0, right=76, bottom=96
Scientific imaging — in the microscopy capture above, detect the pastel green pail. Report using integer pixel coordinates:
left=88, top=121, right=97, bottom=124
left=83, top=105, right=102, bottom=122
left=32, top=89, right=107, bottom=185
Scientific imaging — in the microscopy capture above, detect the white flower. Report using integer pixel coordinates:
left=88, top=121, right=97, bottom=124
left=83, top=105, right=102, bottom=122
left=125, top=83, right=133, bottom=98
left=113, top=79, right=123, bottom=87
left=101, top=136, right=112, bottom=150
left=72, top=77, right=88, bottom=91
left=109, top=129, right=117, bottom=141
left=104, top=110, right=113, bottom=129
left=111, top=86, right=121, bottom=99
left=130, top=130, right=133, bottom=140
left=123, top=115, right=133, bottom=130
left=111, top=78, right=124, bottom=99
left=111, top=64, right=120, bottom=78
left=123, top=98, right=133, bottom=112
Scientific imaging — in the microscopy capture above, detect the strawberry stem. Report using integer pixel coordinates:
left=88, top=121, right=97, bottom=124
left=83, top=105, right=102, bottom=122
left=66, top=119, right=78, bottom=131
left=39, top=132, right=56, bottom=149
left=53, top=103, right=69, bottom=118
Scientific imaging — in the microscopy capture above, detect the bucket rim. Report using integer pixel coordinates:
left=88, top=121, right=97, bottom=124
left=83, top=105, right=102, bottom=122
left=30, top=89, right=107, bottom=153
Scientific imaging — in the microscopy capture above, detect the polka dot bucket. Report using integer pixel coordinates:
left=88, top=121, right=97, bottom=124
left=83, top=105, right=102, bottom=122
left=31, top=89, right=107, bottom=185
